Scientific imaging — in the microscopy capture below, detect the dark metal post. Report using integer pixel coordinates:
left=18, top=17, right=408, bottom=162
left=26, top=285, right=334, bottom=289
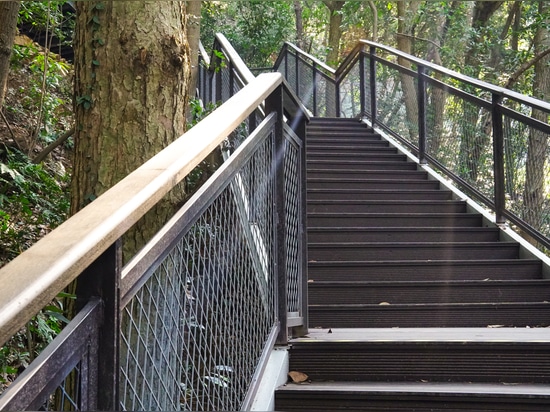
left=417, top=65, right=428, bottom=165
left=369, top=45, right=377, bottom=125
left=228, top=59, right=234, bottom=97
left=359, top=50, right=366, bottom=117
left=312, top=65, right=318, bottom=116
left=295, top=52, right=300, bottom=100
left=492, top=93, right=506, bottom=224
left=265, top=85, right=288, bottom=344
left=76, top=241, right=122, bottom=410
left=335, top=78, right=341, bottom=118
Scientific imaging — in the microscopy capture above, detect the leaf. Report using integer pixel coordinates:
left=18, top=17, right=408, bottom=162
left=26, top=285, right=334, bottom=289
left=288, top=371, right=308, bottom=383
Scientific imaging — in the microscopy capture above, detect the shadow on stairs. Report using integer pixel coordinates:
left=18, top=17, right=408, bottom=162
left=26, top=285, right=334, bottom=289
left=275, top=117, right=550, bottom=411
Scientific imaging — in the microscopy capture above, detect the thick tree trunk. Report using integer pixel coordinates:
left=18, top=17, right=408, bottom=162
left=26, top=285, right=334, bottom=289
left=323, top=1, right=345, bottom=67
left=459, top=1, right=503, bottom=182
left=0, top=1, right=20, bottom=111
left=396, top=1, right=419, bottom=140
left=524, top=1, right=549, bottom=231
left=294, top=1, right=305, bottom=49
left=186, top=0, right=201, bottom=114
left=72, top=1, right=190, bottom=257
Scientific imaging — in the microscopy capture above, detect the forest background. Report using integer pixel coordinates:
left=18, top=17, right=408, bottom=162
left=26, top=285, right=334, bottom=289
left=0, top=0, right=548, bottom=388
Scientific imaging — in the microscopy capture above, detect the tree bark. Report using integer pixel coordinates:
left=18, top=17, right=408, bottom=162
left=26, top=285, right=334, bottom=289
left=396, top=1, right=420, bottom=140
left=186, top=0, right=201, bottom=115
left=294, top=0, right=305, bottom=49
left=0, top=1, right=21, bottom=111
left=523, top=1, right=550, bottom=231
left=323, top=0, right=345, bottom=67
left=72, top=1, right=191, bottom=257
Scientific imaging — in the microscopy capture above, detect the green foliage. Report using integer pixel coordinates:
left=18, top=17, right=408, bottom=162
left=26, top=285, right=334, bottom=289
left=202, top=0, right=295, bottom=68
left=0, top=292, right=73, bottom=391
left=0, top=148, right=70, bottom=264
left=8, top=42, right=72, bottom=145
left=18, top=1, right=75, bottom=47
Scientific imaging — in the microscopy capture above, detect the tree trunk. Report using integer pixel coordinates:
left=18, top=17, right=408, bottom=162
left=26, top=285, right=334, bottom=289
left=186, top=0, right=201, bottom=116
left=294, top=0, right=305, bottom=49
left=523, top=1, right=549, bottom=231
left=323, top=1, right=345, bottom=67
left=0, top=1, right=20, bottom=111
left=396, top=1, right=420, bottom=141
left=72, top=1, right=191, bottom=257
left=459, top=1, right=502, bottom=182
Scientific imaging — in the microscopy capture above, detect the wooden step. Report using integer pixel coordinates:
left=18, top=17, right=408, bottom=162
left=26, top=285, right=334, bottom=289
left=307, top=242, right=519, bottom=261
left=307, top=227, right=500, bottom=243
left=307, top=200, right=467, bottom=213
left=307, top=212, right=482, bottom=227
left=307, top=188, right=453, bottom=201
left=307, top=259, right=542, bottom=282
left=276, top=381, right=550, bottom=411
left=306, top=152, right=408, bottom=161
left=307, top=169, right=429, bottom=180
left=286, top=328, right=550, bottom=383
left=307, top=159, right=418, bottom=171
left=308, top=280, right=550, bottom=305
left=307, top=179, right=440, bottom=190
left=308, top=302, right=550, bottom=328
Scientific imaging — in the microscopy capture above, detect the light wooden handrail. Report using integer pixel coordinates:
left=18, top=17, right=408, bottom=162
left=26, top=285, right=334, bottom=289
left=0, top=72, right=284, bottom=346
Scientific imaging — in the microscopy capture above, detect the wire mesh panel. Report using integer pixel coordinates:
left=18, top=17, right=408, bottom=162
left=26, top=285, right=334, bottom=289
left=283, top=125, right=302, bottom=314
left=339, top=61, right=361, bottom=118
left=120, top=116, right=280, bottom=411
left=425, top=79, right=495, bottom=201
left=297, top=57, right=314, bottom=113
left=502, top=106, right=550, bottom=240
left=375, top=60, right=419, bottom=146
left=0, top=300, right=101, bottom=412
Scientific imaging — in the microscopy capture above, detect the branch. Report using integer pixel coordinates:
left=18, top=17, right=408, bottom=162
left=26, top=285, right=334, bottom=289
left=32, top=126, right=74, bottom=164
left=396, top=33, right=441, bottom=50
left=503, top=47, right=550, bottom=89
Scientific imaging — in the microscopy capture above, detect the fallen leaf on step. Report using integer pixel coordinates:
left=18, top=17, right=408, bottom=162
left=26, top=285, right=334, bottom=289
left=288, top=371, right=309, bottom=383
left=379, top=302, right=391, bottom=305
left=487, top=324, right=504, bottom=328
left=308, top=279, right=314, bottom=283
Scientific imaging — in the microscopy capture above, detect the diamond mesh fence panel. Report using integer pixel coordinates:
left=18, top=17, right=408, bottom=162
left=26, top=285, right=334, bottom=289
left=425, top=79, right=495, bottom=201
left=339, top=62, right=361, bottom=118
left=297, top=57, right=314, bottom=114
left=120, top=124, right=279, bottom=412
left=283, top=126, right=302, bottom=313
left=502, top=106, right=550, bottom=239
left=375, top=61, right=419, bottom=146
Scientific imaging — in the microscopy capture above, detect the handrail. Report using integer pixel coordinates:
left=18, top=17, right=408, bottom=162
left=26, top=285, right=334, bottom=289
left=212, top=33, right=256, bottom=85
left=360, top=40, right=550, bottom=112
left=0, top=72, right=284, bottom=346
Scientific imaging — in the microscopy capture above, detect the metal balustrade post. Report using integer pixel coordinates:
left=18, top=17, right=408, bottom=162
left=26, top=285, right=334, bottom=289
left=417, top=65, right=428, bottom=165
left=492, top=93, right=506, bottom=224
left=312, top=65, right=318, bottom=116
left=369, top=45, right=377, bottom=125
left=295, top=52, right=300, bottom=100
left=335, top=79, right=341, bottom=117
left=295, top=113, right=309, bottom=338
left=76, top=241, right=121, bottom=411
left=229, top=59, right=234, bottom=96
left=359, top=50, right=366, bottom=117
left=265, top=85, right=288, bottom=344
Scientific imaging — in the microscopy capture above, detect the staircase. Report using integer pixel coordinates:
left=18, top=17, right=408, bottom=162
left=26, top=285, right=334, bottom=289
left=275, top=117, right=550, bottom=411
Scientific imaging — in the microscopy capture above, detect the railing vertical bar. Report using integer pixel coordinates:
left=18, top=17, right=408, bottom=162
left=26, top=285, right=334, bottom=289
left=335, top=78, right=341, bottom=118
left=359, top=50, right=366, bottom=117
left=266, top=85, right=288, bottom=344
left=369, top=45, right=377, bottom=125
left=417, top=65, right=427, bottom=165
left=296, top=114, right=309, bottom=337
left=229, top=59, right=235, bottom=95
left=492, top=93, right=506, bottom=224
left=312, top=65, right=318, bottom=116
left=75, top=241, right=122, bottom=410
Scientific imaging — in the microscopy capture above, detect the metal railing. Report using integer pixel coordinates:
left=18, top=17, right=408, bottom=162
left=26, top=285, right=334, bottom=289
left=0, top=38, right=308, bottom=410
left=275, top=40, right=550, bottom=250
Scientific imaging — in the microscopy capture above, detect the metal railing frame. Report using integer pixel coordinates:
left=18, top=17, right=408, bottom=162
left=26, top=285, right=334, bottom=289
left=275, top=39, right=550, bottom=250
left=0, top=36, right=309, bottom=410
